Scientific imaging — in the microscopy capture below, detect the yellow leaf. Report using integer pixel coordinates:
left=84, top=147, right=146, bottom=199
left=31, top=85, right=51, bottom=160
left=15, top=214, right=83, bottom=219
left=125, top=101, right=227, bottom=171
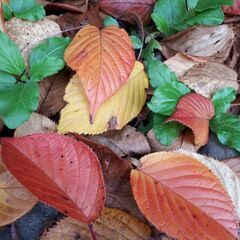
left=41, top=207, right=151, bottom=240
left=58, top=61, right=149, bottom=134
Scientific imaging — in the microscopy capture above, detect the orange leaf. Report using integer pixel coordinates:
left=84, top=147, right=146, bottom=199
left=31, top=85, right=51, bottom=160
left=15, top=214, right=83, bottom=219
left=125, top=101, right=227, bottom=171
left=166, top=93, right=214, bottom=147
left=1, top=133, right=105, bottom=223
left=131, top=152, right=238, bottom=240
left=64, top=25, right=135, bottom=119
left=99, top=0, right=156, bottom=25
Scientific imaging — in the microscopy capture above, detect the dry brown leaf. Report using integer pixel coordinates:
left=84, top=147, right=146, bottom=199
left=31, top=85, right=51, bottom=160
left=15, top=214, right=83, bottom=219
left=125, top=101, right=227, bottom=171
left=161, top=25, right=234, bottom=63
left=5, top=18, right=61, bottom=63
left=147, top=130, right=199, bottom=152
left=223, top=158, right=240, bottom=177
left=181, top=62, right=238, bottom=98
left=38, top=69, right=70, bottom=117
left=88, top=125, right=151, bottom=158
left=41, top=208, right=151, bottom=240
left=14, top=113, right=56, bottom=137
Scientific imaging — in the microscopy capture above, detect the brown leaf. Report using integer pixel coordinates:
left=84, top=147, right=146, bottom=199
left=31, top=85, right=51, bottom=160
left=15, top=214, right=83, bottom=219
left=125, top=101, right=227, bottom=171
left=38, top=69, right=70, bottom=117
left=0, top=0, right=5, bottom=32
left=161, top=25, right=234, bottom=63
left=14, top=113, right=56, bottom=138
left=88, top=125, right=151, bottom=158
left=181, top=62, right=238, bottom=98
left=223, top=158, right=240, bottom=177
left=56, top=8, right=103, bottom=38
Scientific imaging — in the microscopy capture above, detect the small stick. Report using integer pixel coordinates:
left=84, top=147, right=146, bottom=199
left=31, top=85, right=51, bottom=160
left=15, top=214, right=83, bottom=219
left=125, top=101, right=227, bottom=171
left=88, top=224, right=97, bottom=240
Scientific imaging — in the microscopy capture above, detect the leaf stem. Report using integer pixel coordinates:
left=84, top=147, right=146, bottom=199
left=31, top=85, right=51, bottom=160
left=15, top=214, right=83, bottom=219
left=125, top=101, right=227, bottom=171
left=88, top=224, right=97, bottom=240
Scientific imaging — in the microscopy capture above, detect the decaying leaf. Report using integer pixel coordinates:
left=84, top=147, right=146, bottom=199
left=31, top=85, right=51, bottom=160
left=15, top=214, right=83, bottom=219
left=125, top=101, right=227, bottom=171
left=0, top=1, right=5, bottom=32
left=88, top=125, right=151, bottom=158
left=0, top=155, right=37, bottom=226
left=161, top=25, right=234, bottom=63
left=58, top=61, right=149, bottom=135
left=224, top=157, right=240, bottom=177
left=99, top=0, right=156, bottom=25
left=131, top=152, right=238, bottom=240
left=147, top=130, right=199, bottom=152
left=71, top=134, right=132, bottom=193
left=38, top=69, right=70, bottom=117
left=167, top=93, right=215, bottom=147
left=181, top=62, right=238, bottom=98
left=14, top=113, right=56, bottom=137
left=41, top=208, right=151, bottom=240
left=178, top=150, right=240, bottom=218
left=5, top=17, right=61, bottom=63
left=64, top=25, right=135, bottom=118
left=1, top=134, right=105, bottom=224
left=223, top=0, right=240, bottom=15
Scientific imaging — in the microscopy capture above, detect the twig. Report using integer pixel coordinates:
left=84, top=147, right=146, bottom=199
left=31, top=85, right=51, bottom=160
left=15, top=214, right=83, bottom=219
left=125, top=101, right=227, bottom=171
left=88, top=224, right=97, bottom=240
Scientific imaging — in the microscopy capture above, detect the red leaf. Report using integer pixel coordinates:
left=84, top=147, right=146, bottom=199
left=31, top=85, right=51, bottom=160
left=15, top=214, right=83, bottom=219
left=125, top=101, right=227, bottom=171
left=166, top=93, right=214, bottom=147
left=223, top=1, right=240, bottom=15
left=1, top=133, right=105, bottom=223
left=99, top=0, right=156, bottom=25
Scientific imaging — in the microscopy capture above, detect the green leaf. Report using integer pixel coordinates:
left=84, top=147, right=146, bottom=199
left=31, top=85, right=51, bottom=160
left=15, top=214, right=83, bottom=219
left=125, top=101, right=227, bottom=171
left=29, top=37, right=70, bottom=81
left=148, top=60, right=178, bottom=88
left=142, top=39, right=161, bottom=65
left=0, top=71, right=16, bottom=90
left=153, top=113, right=184, bottom=146
left=130, top=35, right=142, bottom=49
left=148, top=81, right=190, bottom=115
left=3, top=3, right=13, bottom=20
left=195, top=0, right=233, bottom=11
left=103, top=16, right=119, bottom=27
left=10, top=0, right=45, bottom=21
left=212, top=87, right=236, bottom=115
left=0, top=31, right=25, bottom=75
left=151, top=0, right=186, bottom=36
left=187, top=0, right=198, bottom=9
left=210, top=114, right=240, bottom=152
left=0, top=81, right=39, bottom=129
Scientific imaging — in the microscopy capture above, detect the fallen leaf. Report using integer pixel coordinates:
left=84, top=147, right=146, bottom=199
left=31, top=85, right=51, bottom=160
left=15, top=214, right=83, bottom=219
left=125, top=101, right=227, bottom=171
left=0, top=154, right=37, bottom=226
left=167, top=93, right=215, bottom=147
left=178, top=150, right=240, bottom=219
left=88, top=125, right=151, bottom=158
left=41, top=208, right=151, bottom=240
left=71, top=134, right=132, bottom=193
left=38, top=69, right=70, bottom=117
left=58, top=61, right=149, bottom=135
left=14, top=113, right=56, bottom=137
left=64, top=25, right=135, bottom=118
left=99, top=0, right=156, bottom=25
left=147, top=130, right=199, bottom=152
left=5, top=17, right=62, bottom=63
left=1, top=133, right=105, bottom=224
left=44, top=2, right=86, bottom=14
left=56, top=8, right=103, bottom=38
left=161, top=25, right=234, bottom=63
left=223, top=0, right=240, bottom=15
left=181, top=62, right=238, bottom=98
left=223, top=157, right=240, bottom=177
left=0, top=1, right=5, bottom=32
left=131, top=152, right=238, bottom=240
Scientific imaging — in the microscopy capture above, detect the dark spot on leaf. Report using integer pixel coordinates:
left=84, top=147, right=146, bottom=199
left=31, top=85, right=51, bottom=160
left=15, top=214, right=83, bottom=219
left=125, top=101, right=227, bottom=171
left=107, top=116, right=118, bottom=130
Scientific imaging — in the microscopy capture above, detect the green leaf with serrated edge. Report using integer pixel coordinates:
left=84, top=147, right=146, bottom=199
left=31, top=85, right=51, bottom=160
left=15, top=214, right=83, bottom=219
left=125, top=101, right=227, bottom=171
left=195, top=0, right=233, bottom=11
left=0, top=71, right=16, bottom=90
left=29, top=37, right=70, bottom=81
left=130, top=35, right=142, bottom=49
left=142, top=39, right=161, bottom=65
left=153, top=113, right=184, bottom=146
left=103, top=16, right=119, bottom=27
left=148, top=81, right=190, bottom=115
left=148, top=60, right=178, bottom=88
left=3, top=3, right=13, bottom=20
left=212, top=88, right=236, bottom=115
left=210, top=114, right=240, bottom=152
left=0, top=31, right=25, bottom=75
left=0, top=81, right=39, bottom=129
left=10, top=0, right=45, bottom=21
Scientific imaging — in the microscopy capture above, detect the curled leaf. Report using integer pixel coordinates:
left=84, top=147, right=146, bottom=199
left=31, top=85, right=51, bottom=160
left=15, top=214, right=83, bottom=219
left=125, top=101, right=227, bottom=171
left=1, top=133, right=105, bottom=223
left=167, top=93, right=215, bottom=147
left=131, top=152, right=238, bottom=240
left=64, top=25, right=135, bottom=118
left=58, top=61, right=149, bottom=135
